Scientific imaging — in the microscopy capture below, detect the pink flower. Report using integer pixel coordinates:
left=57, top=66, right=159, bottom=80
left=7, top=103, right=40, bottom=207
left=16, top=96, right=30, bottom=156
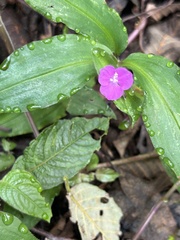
left=98, top=65, right=134, bottom=100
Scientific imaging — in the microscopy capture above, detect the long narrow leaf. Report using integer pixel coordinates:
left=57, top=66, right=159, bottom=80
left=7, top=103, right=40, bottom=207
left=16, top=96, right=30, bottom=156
left=25, top=0, right=127, bottom=55
left=0, top=34, right=96, bottom=112
left=121, top=53, right=180, bottom=180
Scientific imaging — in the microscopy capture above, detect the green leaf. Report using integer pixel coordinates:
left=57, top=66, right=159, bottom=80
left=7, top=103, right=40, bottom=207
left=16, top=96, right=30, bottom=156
left=3, top=185, right=61, bottom=228
left=67, top=183, right=123, bottom=240
left=0, top=169, right=52, bottom=221
left=86, top=153, right=99, bottom=171
left=0, top=101, right=68, bottom=137
left=95, top=168, right=119, bottom=183
left=114, top=86, right=145, bottom=126
left=92, top=44, right=118, bottom=73
left=25, top=0, right=128, bottom=55
left=14, top=117, right=109, bottom=189
left=67, top=86, right=116, bottom=118
left=1, top=139, right=16, bottom=151
left=0, top=211, right=37, bottom=240
left=0, top=153, right=15, bottom=171
left=0, top=34, right=96, bottom=112
left=121, top=53, right=180, bottom=180
left=69, top=173, right=95, bottom=187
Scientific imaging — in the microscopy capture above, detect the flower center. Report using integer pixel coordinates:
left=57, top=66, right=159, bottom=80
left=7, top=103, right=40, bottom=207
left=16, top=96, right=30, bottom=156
left=110, top=72, right=119, bottom=84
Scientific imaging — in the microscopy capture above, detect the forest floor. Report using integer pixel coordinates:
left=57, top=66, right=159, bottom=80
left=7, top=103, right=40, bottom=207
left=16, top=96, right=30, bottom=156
left=0, top=0, right=180, bottom=240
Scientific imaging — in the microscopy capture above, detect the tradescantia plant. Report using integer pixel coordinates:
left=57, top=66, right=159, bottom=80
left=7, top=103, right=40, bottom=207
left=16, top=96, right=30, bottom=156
left=0, top=0, right=179, bottom=239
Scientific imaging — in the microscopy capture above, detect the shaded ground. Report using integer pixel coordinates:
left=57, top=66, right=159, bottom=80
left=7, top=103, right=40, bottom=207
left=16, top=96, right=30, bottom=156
left=0, top=0, right=180, bottom=239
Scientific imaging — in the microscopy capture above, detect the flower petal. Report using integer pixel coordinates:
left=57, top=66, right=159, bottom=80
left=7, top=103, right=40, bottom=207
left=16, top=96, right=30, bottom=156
left=116, top=67, right=134, bottom=90
left=98, top=65, right=115, bottom=86
left=100, top=83, right=124, bottom=100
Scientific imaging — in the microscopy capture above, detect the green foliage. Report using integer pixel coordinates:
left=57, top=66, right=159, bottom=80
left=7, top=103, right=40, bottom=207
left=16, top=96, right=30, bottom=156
left=0, top=34, right=96, bottom=112
left=13, top=117, right=109, bottom=189
left=24, top=0, right=128, bottom=55
left=0, top=101, right=68, bottom=137
left=95, top=168, right=119, bottom=182
left=0, top=153, right=15, bottom=171
left=0, top=170, right=52, bottom=221
left=0, top=211, right=38, bottom=240
left=121, top=53, right=180, bottom=180
left=0, top=0, right=179, bottom=238
left=67, top=86, right=116, bottom=118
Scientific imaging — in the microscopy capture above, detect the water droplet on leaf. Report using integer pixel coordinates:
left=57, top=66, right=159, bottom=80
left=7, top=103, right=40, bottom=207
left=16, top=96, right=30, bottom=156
left=156, top=147, right=165, bottom=156
left=30, top=176, right=36, bottom=183
left=56, top=17, right=62, bottom=23
left=163, top=157, right=174, bottom=168
left=100, top=50, right=106, bottom=57
left=57, top=93, right=68, bottom=102
left=0, top=56, right=11, bottom=71
left=142, top=115, right=148, bottom=122
left=38, top=186, right=42, bottom=193
left=2, top=213, right=14, bottom=225
left=91, top=40, right=96, bottom=45
left=27, top=42, right=35, bottom=50
left=42, top=38, right=52, bottom=44
left=75, top=28, right=80, bottom=33
left=123, top=26, right=127, bottom=33
left=148, top=129, right=155, bottom=137
left=27, top=104, right=41, bottom=111
left=0, top=108, right=5, bottom=113
left=45, top=12, right=52, bottom=20
left=92, top=49, right=100, bottom=57
left=42, top=213, right=48, bottom=220
left=147, top=54, right=154, bottom=58
left=13, top=107, right=21, bottom=113
left=83, top=109, right=88, bottom=114
left=45, top=202, right=49, bottom=207
left=98, top=109, right=105, bottom=114
left=18, top=223, right=28, bottom=234
left=166, top=61, right=174, bottom=68
left=14, top=50, right=20, bottom=56
left=144, top=122, right=151, bottom=128
left=57, top=35, right=66, bottom=42
left=5, top=106, right=11, bottom=113
left=70, top=87, right=81, bottom=96
left=137, top=105, right=143, bottom=112
left=177, top=70, right=180, bottom=75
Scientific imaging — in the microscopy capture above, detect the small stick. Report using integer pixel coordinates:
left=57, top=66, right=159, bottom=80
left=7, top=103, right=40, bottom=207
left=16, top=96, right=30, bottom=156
left=132, top=179, right=180, bottom=240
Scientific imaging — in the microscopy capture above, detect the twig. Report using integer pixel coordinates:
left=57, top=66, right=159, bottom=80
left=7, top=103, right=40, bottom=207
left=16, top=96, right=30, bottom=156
left=132, top=178, right=180, bottom=240
left=0, top=125, right=11, bottom=132
left=31, top=227, right=76, bottom=240
left=96, top=151, right=158, bottom=169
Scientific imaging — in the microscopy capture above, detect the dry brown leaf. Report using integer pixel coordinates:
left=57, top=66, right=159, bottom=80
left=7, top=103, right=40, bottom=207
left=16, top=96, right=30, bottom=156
left=146, top=2, right=180, bottom=22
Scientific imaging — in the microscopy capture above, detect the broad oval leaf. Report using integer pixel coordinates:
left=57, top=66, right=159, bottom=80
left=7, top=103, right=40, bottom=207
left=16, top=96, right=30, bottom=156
left=0, top=211, right=37, bottom=240
left=0, top=34, right=96, bottom=112
left=0, top=169, right=52, bottom=221
left=121, top=53, right=180, bottom=180
left=67, top=183, right=123, bottom=240
left=14, top=117, right=109, bottom=189
left=25, top=0, right=128, bottom=55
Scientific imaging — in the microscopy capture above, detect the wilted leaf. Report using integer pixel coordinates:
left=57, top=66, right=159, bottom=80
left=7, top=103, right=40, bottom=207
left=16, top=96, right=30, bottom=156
left=67, top=183, right=123, bottom=240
